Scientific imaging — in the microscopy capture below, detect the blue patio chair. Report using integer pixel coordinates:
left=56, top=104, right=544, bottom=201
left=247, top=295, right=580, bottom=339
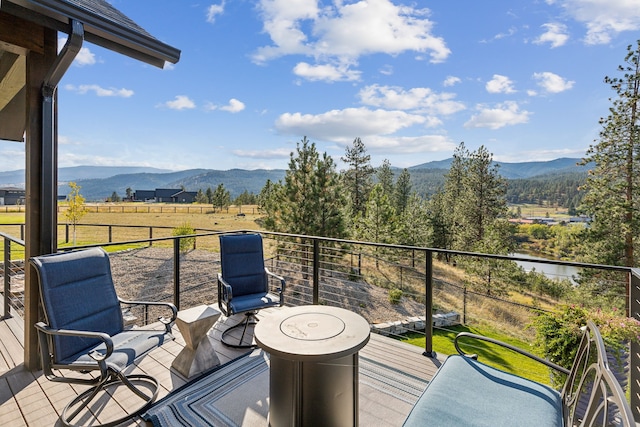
left=218, top=233, right=285, bottom=348
left=30, top=247, right=177, bottom=427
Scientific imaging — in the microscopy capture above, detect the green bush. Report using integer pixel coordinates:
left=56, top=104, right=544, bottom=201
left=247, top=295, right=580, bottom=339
left=388, top=288, right=403, bottom=304
left=172, top=222, right=195, bottom=253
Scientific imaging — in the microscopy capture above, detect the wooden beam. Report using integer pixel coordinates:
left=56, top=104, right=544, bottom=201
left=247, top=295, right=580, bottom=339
left=24, top=27, right=57, bottom=371
left=0, top=11, right=44, bottom=55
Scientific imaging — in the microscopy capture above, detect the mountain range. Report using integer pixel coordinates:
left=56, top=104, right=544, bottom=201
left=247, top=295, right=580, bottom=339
left=0, top=158, right=588, bottom=201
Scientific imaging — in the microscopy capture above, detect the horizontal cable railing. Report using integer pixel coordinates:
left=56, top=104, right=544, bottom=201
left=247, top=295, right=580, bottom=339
left=1, top=227, right=638, bottom=418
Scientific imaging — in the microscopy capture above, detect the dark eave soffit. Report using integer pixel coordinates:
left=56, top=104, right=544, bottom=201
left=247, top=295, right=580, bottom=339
left=1, top=0, right=181, bottom=67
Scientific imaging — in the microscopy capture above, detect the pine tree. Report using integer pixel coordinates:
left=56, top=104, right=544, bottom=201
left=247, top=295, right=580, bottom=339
left=212, top=183, right=230, bottom=212
left=195, top=189, right=208, bottom=204
left=394, top=168, right=412, bottom=215
left=277, top=137, right=347, bottom=239
left=580, top=40, right=640, bottom=268
left=341, top=137, right=374, bottom=216
left=377, top=159, right=394, bottom=196
left=258, top=179, right=284, bottom=232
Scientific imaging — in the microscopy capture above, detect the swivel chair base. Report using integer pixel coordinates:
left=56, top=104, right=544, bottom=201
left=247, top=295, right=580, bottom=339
left=221, top=312, right=258, bottom=349
left=61, top=372, right=158, bottom=427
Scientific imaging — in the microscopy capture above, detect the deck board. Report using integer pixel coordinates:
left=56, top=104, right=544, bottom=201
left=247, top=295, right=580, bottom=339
left=0, top=307, right=438, bottom=426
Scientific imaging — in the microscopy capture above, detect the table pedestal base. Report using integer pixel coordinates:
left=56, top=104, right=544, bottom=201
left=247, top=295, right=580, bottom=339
left=269, top=353, right=359, bottom=427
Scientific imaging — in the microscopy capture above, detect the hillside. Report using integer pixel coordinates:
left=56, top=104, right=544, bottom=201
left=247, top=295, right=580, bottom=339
left=411, top=157, right=587, bottom=179
left=0, top=158, right=590, bottom=202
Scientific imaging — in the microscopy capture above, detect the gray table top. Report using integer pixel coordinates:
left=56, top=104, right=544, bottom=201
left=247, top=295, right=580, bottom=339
left=254, top=305, right=370, bottom=362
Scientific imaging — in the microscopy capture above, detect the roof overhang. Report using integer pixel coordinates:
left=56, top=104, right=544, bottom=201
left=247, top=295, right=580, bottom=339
left=0, top=0, right=181, bottom=142
left=2, top=0, right=180, bottom=67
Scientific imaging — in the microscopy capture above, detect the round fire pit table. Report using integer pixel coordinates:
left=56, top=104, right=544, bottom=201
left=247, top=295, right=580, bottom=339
left=254, top=305, right=370, bottom=427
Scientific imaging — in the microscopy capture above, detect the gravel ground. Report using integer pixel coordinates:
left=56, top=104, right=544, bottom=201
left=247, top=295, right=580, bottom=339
left=108, top=247, right=426, bottom=325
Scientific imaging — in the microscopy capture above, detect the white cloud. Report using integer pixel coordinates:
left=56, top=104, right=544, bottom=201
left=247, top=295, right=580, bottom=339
left=556, top=0, right=640, bottom=44
left=356, top=134, right=457, bottom=154
left=220, top=98, right=246, bottom=113
left=205, top=99, right=246, bottom=112
left=160, top=95, right=196, bottom=110
left=232, top=148, right=291, bottom=159
left=464, top=101, right=531, bottom=129
left=534, top=23, right=569, bottom=48
left=358, top=84, right=465, bottom=115
left=443, top=76, right=461, bottom=87
left=207, top=2, right=225, bottom=23
left=64, top=84, right=134, bottom=98
left=486, top=74, right=516, bottom=94
left=275, top=107, right=426, bottom=141
left=533, top=71, right=575, bottom=93
left=293, top=62, right=361, bottom=82
left=253, top=0, right=450, bottom=77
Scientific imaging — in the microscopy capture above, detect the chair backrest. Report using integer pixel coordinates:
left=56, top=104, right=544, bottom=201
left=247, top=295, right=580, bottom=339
left=219, top=233, right=268, bottom=297
left=30, top=247, right=124, bottom=362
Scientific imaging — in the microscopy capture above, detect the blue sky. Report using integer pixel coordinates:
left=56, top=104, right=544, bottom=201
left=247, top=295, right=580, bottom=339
left=2, top=0, right=640, bottom=172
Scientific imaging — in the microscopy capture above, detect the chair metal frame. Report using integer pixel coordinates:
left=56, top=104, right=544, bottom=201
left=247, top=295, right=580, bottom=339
left=31, top=248, right=177, bottom=427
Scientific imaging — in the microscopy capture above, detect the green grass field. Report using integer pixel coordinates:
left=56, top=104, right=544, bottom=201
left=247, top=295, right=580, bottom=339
left=401, top=324, right=553, bottom=385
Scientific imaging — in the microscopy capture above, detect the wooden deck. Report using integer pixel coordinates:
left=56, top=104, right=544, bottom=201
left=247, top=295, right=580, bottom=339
left=0, top=306, right=440, bottom=426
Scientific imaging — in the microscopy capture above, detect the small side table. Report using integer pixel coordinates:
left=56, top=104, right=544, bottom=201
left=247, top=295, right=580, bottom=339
left=172, top=304, right=221, bottom=378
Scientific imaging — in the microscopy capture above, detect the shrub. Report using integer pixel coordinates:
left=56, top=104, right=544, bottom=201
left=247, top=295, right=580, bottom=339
left=172, top=222, right=195, bottom=253
left=388, top=288, right=403, bottom=304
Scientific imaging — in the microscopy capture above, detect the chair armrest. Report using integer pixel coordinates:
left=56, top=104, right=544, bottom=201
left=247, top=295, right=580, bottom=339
left=265, top=268, right=286, bottom=293
left=454, top=332, right=570, bottom=376
left=35, top=321, right=114, bottom=361
left=217, top=273, right=233, bottom=316
left=119, top=299, right=177, bottom=333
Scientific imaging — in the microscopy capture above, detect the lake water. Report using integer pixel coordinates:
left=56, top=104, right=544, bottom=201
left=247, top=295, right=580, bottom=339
left=511, top=252, right=581, bottom=282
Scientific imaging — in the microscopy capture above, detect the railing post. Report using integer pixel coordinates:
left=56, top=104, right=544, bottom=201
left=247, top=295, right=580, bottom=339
left=108, top=225, right=112, bottom=243
left=424, top=249, right=435, bottom=357
left=65, top=224, right=69, bottom=243
left=20, top=224, right=24, bottom=241
left=630, top=269, right=640, bottom=422
left=149, top=227, right=153, bottom=247
left=173, top=238, right=181, bottom=310
left=313, top=239, right=319, bottom=305
left=463, top=286, right=467, bottom=324
left=3, top=237, right=11, bottom=319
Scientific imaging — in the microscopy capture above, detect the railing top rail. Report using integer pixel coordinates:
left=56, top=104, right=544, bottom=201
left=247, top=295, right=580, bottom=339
left=0, top=225, right=630, bottom=274
left=234, top=229, right=631, bottom=274
left=0, top=231, right=25, bottom=246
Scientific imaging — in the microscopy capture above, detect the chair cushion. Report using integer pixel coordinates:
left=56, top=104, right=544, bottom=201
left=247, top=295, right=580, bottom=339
left=31, top=247, right=124, bottom=361
left=219, top=234, right=268, bottom=297
left=403, top=355, right=563, bottom=427
left=228, top=292, right=281, bottom=314
left=62, top=329, right=171, bottom=371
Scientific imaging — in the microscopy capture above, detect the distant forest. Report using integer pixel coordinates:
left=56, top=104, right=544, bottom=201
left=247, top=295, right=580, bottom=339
left=409, top=169, right=586, bottom=210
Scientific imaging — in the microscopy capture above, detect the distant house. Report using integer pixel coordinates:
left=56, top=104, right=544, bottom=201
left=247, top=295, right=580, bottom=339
left=0, top=187, right=25, bottom=205
left=133, top=188, right=197, bottom=203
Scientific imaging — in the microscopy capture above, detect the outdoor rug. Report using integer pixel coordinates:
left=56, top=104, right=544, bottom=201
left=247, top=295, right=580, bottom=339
left=142, top=349, right=428, bottom=427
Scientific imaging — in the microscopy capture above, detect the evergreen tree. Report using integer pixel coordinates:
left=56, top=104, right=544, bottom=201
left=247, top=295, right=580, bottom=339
left=280, top=137, right=347, bottom=238
left=341, top=137, right=374, bottom=216
left=195, top=189, right=208, bottom=204
left=356, top=184, right=396, bottom=267
left=212, top=183, right=230, bottom=212
left=580, top=40, right=640, bottom=268
left=396, top=193, right=429, bottom=246
left=258, top=179, right=284, bottom=232
left=394, top=168, right=412, bottom=215
left=205, top=187, right=214, bottom=204
left=377, top=159, right=394, bottom=196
